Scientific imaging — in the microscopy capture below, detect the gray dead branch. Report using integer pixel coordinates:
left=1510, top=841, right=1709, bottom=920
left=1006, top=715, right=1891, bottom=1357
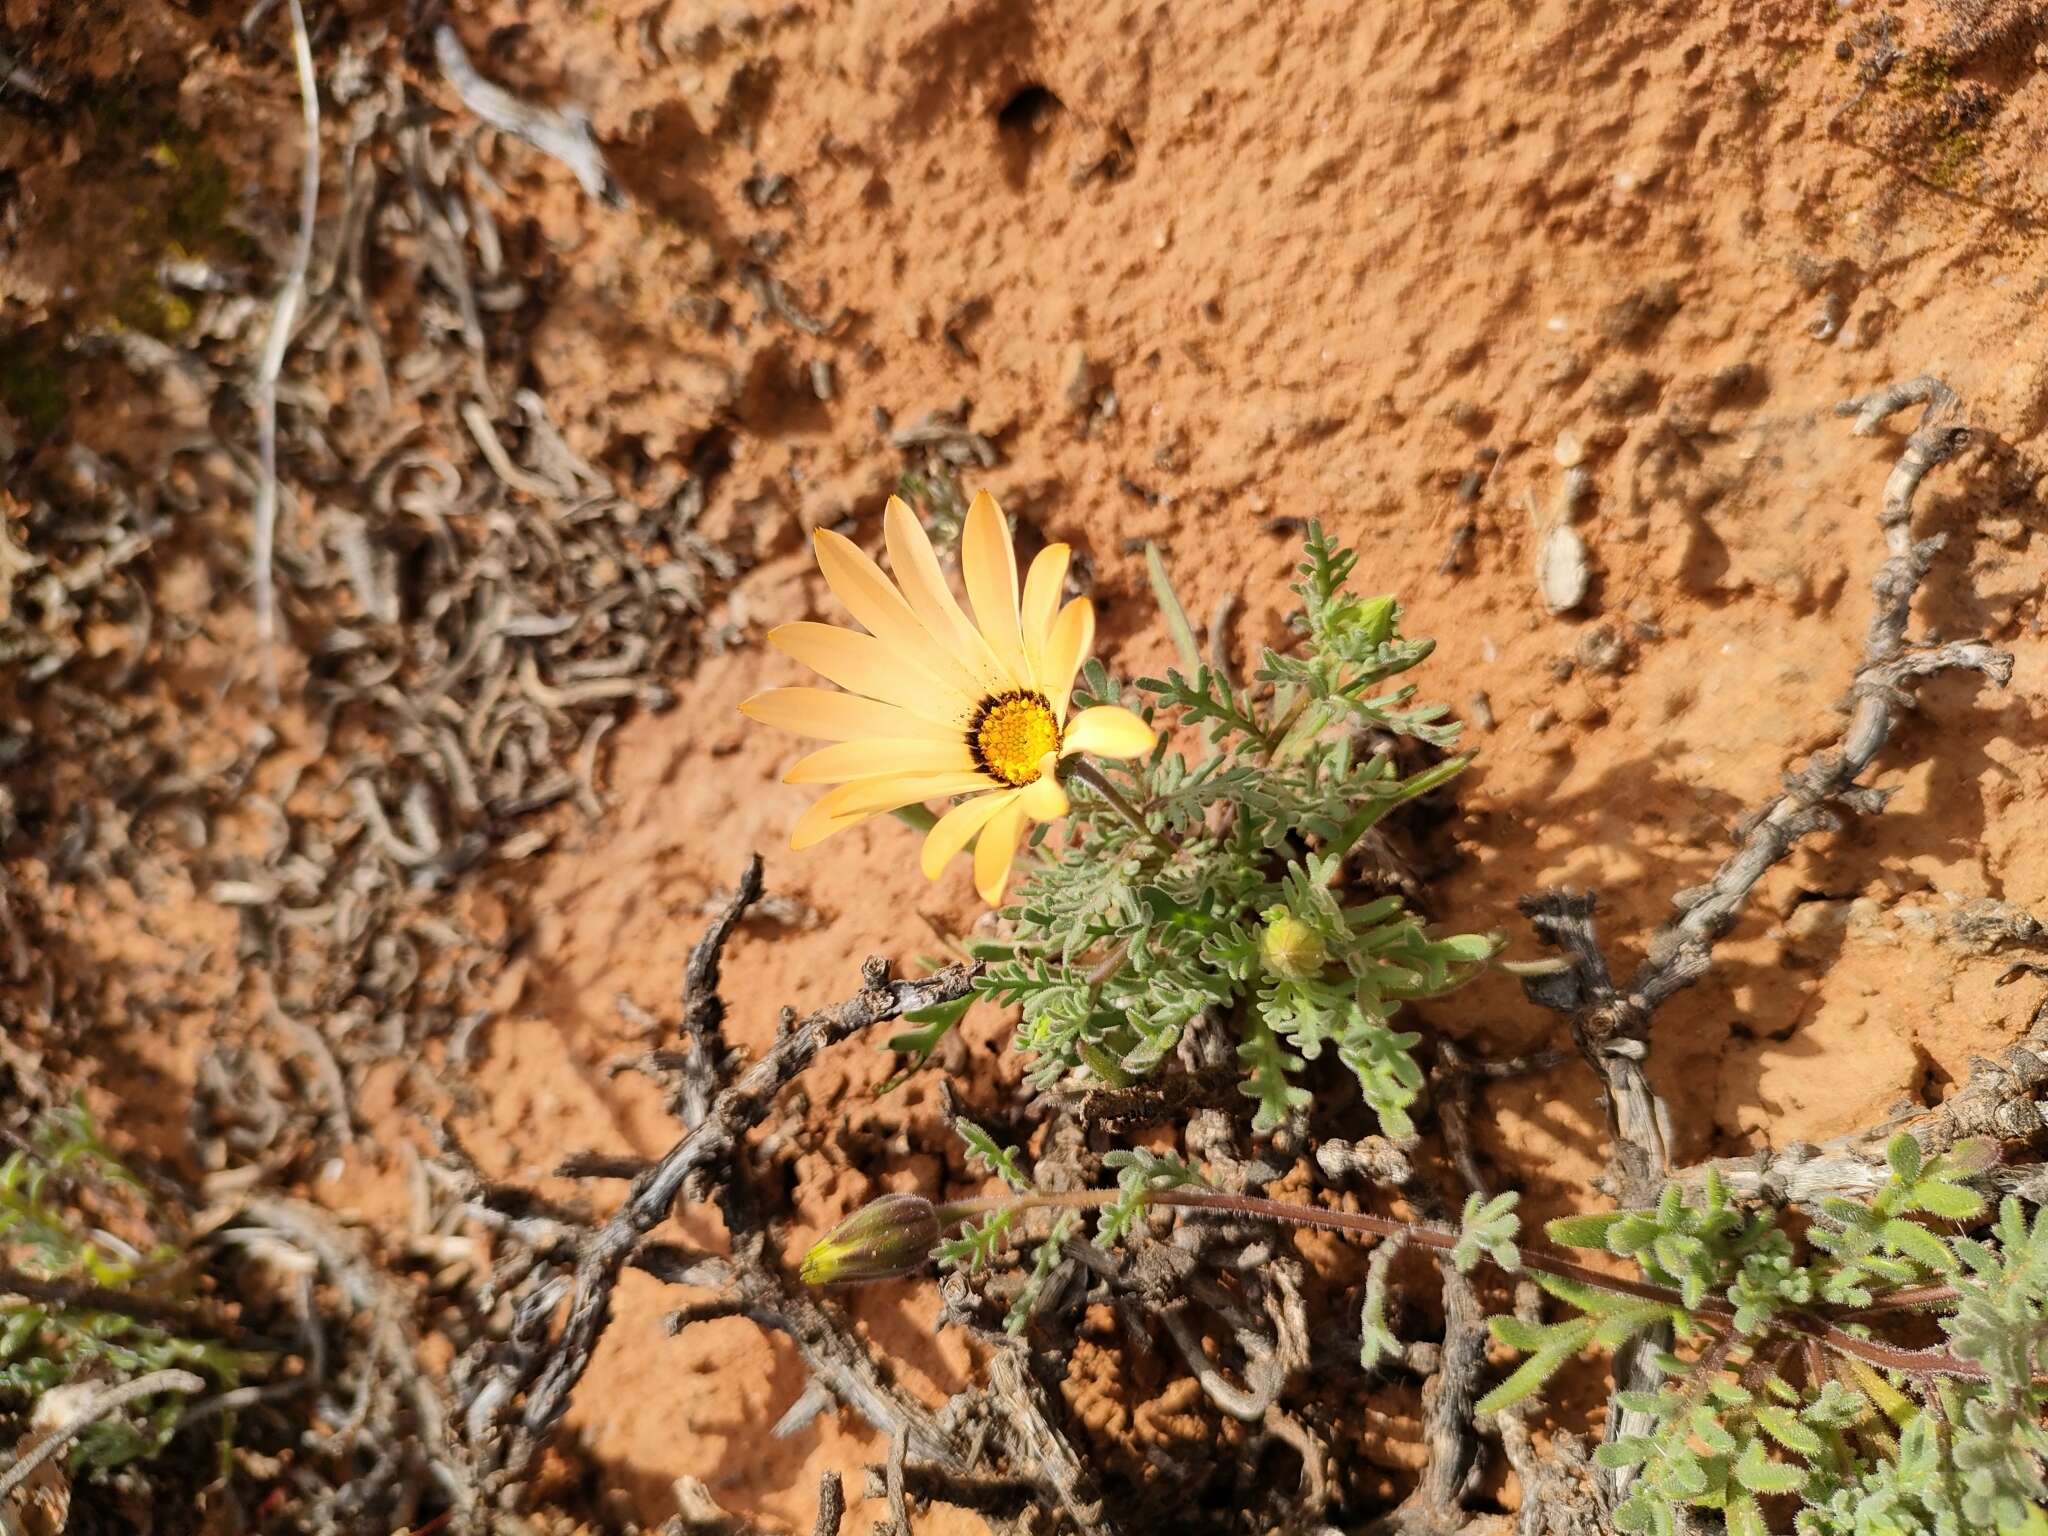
left=1514, top=376, right=2011, bottom=1512
left=1673, top=996, right=2048, bottom=1206
left=455, top=861, right=985, bottom=1512
left=434, top=26, right=624, bottom=208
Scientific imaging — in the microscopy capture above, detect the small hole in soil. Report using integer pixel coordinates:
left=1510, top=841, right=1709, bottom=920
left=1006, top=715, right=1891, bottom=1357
left=996, top=84, right=1063, bottom=137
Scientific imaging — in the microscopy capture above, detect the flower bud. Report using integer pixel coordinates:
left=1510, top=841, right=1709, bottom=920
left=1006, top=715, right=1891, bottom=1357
left=1329, top=593, right=1398, bottom=649
left=1259, top=905, right=1327, bottom=982
left=799, top=1193, right=941, bottom=1286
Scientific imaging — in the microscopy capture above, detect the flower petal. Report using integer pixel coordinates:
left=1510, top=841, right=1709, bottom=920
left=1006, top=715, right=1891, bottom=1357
left=883, top=498, right=1008, bottom=694
left=784, top=738, right=980, bottom=785
left=1040, top=597, right=1095, bottom=720
left=1019, top=541, right=1069, bottom=688
left=972, top=796, right=1029, bottom=905
left=768, top=623, right=972, bottom=725
left=788, top=783, right=887, bottom=851
left=960, top=492, right=1031, bottom=688
left=741, top=687, right=959, bottom=744
left=1061, top=704, right=1156, bottom=760
left=788, top=771, right=997, bottom=851
left=813, top=529, right=982, bottom=696
left=1018, top=770, right=1069, bottom=822
left=920, top=787, right=1019, bottom=880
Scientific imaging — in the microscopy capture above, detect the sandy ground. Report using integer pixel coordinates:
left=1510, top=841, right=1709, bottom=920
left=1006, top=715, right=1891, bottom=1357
left=3, top=0, right=2046, bottom=1529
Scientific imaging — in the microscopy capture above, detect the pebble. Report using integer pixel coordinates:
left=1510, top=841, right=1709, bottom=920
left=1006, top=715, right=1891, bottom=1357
left=1554, top=428, right=1586, bottom=467
left=1576, top=624, right=1627, bottom=674
left=1062, top=343, right=1095, bottom=411
left=1539, top=524, right=1592, bottom=613
left=1558, top=465, right=1592, bottom=520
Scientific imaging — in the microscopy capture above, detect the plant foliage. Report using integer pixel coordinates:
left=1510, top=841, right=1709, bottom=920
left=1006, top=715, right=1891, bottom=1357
left=0, top=1106, right=253, bottom=1474
left=972, top=524, right=1497, bottom=1136
left=1484, top=1137, right=2048, bottom=1536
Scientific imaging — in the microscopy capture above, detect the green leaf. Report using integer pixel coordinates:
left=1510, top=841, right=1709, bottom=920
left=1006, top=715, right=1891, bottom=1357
left=1880, top=1216, right=1960, bottom=1276
left=1594, top=1437, right=1656, bottom=1470
left=953, top=1118, right=1030, bottom=1193
left=1144, top=543, right=1204, bottom=675
left=1886, top=1134, right=1924, bottom=1186
left=877, top=997, right=973, bottom=1094
left=1546, top=1211, right=1632, bottom=1250
left=1755, top=1404, right=1825, bottom=1459
left=1453, top=1190, right=1521, bottom=1275
left=1909, top=1176, right=1987, bottom=1224
left=1725, top=1493, right=1770, bottom=1536
left=1487, top=1315, right=1554, bottom=1353
left=1475, top=1318, right=1593, bottom=1415
left=1734, top=1437, right=1806, bottom=1495
left=1474, top=1346, right=1566, bottom=1416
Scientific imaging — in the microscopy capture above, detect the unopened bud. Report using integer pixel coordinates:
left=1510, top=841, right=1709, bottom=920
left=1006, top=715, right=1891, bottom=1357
left=799, top=1193, right=941, bottom=1285
left=1260, top=906, right=1327, bottom=982
left=1349, top=594, right=1398, bottom=647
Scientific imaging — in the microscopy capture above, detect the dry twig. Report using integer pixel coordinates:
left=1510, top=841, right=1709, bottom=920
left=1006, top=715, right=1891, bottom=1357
left=0, top=1370, right=204, bottom=1505
left=469, top=861, right=979, bottom=1492
left=434, top=26, right=623, bottom=207
left=250, top=0, right=321, bottom=703
left=1515, top=377, right=2009, bottom=1508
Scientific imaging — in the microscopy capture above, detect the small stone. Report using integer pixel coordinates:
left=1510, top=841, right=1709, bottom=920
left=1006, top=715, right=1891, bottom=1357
left=1785, top=900, right=1850, bottom=942
left=1558, top=465, right=1592, bottom=520
left=1062, top=343, right=1095, bottom=411
left=1553, top=428, right=1587, bottom=467
left=2035, top=42, right=2048, bottom=67
left=1539, top=524, right=1592, bottom=614
left=1528, top=706, right=1559, bottom=733
left=1895, top=904, right=1938, bottom=935
left=1576, top=623, right=1627, bottom=674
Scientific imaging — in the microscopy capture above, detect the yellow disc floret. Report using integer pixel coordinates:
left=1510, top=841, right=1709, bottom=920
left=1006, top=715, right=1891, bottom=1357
left=970, top=690, right=1062, bottom=786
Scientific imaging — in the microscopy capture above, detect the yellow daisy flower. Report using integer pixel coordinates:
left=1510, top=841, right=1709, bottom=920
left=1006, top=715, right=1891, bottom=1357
left=740, top=491, right=1156, bottom=903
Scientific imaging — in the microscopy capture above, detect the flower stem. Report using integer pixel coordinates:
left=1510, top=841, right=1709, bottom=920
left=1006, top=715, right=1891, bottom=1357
left=1065, top=757, right=1178, bottom=851
left=925, top=1184, right=2002, bottom=1383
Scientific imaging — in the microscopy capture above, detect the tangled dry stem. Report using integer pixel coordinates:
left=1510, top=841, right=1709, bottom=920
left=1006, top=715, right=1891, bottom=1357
left=1516, top=377, right=2018, bottom=1508
left=463, top=858, right=983, bottom=1501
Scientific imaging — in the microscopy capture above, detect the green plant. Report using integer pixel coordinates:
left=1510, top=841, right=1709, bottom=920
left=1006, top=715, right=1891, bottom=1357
left=1485, top=1138, right=2048, bottom=1536
left=0, top=1106, right=254, bottom=1474
left=809, top=1127, right=2048, bottom=1532
left=972, top=524, right=1498, bottom=1136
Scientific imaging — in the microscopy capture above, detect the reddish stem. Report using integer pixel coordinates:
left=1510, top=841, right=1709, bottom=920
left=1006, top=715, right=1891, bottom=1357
left=937, top=1184, right=2000, bottom=1383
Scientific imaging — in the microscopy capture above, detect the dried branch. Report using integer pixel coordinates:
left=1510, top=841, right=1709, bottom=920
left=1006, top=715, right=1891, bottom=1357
left=251, top=0, right=320, bottom=703
left=1523, top=377, right=2009, bottom=1200
left=434, top=26, right=623, bottom=207
left=1642, top=380, right=2000, bottom=1013
left=0, top=1369, right=204, bottom=1503
left=481, top=865, right=980, bottom=1486
left=1515, top=376, right=2008, bottom=1510
left=983, top=1347, right=1116, bottom=1535
left=704, top=1235, right=964, bottom=1471
left=231, top=1194, right=478, bottom=1528
left=812, top=1471, right=844, bottom=1536
left=675, top=854, right=764, bottom=1130
left=1518, top=890, right=1670, bottom=1205
left=1674, top=996, right=2048, bottom=1205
